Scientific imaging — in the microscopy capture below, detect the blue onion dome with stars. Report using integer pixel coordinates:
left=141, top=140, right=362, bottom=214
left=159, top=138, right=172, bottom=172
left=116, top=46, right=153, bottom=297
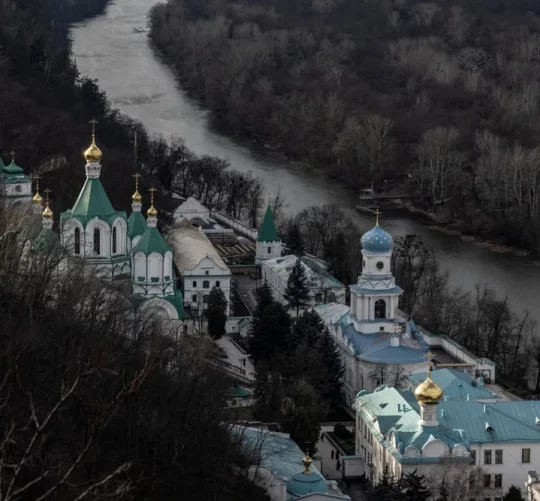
left=361, top=211, right=393, bottom=253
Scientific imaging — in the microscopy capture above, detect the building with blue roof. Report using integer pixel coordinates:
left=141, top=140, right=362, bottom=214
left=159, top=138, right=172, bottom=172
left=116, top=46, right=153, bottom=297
left=234, top=426, right=350, bottom=501
left=348, top=368, right=540, bottom=499
left=315, top=214, right=497, bottom=406
left=408, top=368, right=500, bottom=402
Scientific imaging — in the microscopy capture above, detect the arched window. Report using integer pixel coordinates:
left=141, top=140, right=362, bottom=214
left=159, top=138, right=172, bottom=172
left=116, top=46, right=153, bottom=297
left=375, top=299, right=386, bottom=319
left=112, top=227, right=117, bottom=254
left=93, top=228, right=101, bottom=255
left=203, top=280, right=210, bottom=289
left=74, top=228, right=80, bottom=255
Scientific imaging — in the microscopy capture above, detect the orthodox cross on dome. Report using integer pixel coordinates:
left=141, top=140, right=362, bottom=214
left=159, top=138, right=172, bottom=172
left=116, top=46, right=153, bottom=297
left=149, top=186, right=156, bottom=203
left=10, top=151, right=15, bottom=163
left=89, top=119, right=99, bottom=139
left=133, top=172, right=141, bottom=190
left=44, top=188, right=51, bottom=202
left=33, top=175, right=41, bottom=191
left=374, top=208, right=381, bottom=226
left=425, top=351, right=434, bottom=377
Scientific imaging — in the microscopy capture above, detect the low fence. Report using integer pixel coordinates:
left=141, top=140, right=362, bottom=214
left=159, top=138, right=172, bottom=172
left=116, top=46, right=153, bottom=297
left=211, top=210, right=258, bottom=240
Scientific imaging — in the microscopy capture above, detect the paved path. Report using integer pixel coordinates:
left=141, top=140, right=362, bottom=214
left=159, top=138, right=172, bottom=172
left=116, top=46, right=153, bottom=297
left=316, top=433, right=343, bottom=480
left=216, top=336, right=255, bottom=381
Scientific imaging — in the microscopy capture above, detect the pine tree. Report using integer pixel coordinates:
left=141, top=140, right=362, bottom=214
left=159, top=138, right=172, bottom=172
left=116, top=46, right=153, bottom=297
left=254, top=281, right=274, bottom=316
left=436, top=478, right=449, bottom=501
left=286, top=222, right=305, bottom=256
left=367, top=465, right=399, bottom=501
left=320, top=327, right=344, bottom=405
left=503, top=485, right=525, bottom=501
left=205, top=286, right=227, bottom=340
left=293, top=310, right=326, bottom=347
left=249, top=302, right=291, bottom=363
left=398, top=470, right=431, bottom=501
left=283, top=259, right=310, bottom=317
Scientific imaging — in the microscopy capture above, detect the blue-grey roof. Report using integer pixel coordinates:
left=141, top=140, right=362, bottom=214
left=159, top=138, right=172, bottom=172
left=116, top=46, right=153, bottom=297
left=288, top=470, right=328, bottom=497
left=232, top=426, right=326, bottom=488
left=361, top=224, right=393, bottom=253
left=357, top=386, right=540, bottom=465
left=341, top=323, right=427, bottom=364
left=409, top=369, right=499, bottom=401
left=349, top=284, right=402, bottom=295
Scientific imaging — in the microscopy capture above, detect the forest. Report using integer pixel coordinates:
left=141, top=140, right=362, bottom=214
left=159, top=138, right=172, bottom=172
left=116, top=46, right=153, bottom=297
left=150, top=0, right=540, bottom=252
left=0, top=0, right=263, bottom=228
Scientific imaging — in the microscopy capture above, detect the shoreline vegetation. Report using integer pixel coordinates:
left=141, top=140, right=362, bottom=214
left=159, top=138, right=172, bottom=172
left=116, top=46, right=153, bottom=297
left=148, top=0, right=540, bottom=256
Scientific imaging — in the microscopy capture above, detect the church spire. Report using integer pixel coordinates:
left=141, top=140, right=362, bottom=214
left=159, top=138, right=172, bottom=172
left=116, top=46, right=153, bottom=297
left=147, top=187, right=158, bottom=227
left=258, top=204, right=279, bottom=243
left=83, top=119, right=103, bottom=178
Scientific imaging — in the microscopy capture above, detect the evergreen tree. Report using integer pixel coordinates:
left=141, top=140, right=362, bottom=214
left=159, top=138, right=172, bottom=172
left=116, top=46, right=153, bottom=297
left=293, top=309, right=326, bottom=347
left=398, top=470, right=431, bottom=501
left=503, top=485, right=525, bottom=501
left=320, top=327, right=344, bottom=405
left=286, top=222, right=305, bottom=256
left=205, top=286, right=227, bottom=339
left=283, top=259, right=311, bottom=317
left=254, top=281, right=274, bottom=316
left=249, top=302, right=291, bottom=363
left=367, top=465, right=399, bottom=501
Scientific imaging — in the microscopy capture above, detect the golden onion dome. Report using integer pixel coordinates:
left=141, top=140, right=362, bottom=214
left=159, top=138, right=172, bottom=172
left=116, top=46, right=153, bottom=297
left=147, top=204, right=158, bottom=218
left=32, top=191, right=43, bottom=204
left=132, top=190, right=142, bottom=203
left=414, top=376, right=443, bottom=405
left=42, top=202, right=53, bottom=219
left=84, top=136, right=102, bottom=163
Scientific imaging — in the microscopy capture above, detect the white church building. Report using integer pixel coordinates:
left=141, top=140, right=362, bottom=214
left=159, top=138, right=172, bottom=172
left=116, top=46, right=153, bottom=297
left=1, top=127, right=184, bottom=321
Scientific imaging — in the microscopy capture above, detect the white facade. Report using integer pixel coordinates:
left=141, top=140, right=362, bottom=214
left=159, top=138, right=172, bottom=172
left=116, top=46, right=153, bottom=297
left=256, top=239, right=282, bottom=264
left=173, top=197, right=210, bottom=224
left=167, top=220, right=231, bottom=315
left=262, top=255, right=346, bottom=311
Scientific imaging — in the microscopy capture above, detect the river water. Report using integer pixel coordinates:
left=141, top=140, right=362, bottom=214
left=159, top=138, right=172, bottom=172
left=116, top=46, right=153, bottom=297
left=71, top=0, right=540, bottom=319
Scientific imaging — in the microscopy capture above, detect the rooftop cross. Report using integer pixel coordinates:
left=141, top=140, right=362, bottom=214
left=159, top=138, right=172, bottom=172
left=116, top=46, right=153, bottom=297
left=426, top=351, right=434, bottom=377
left=10, top=151, right=15, bottom=163
left=374, top=208, right=381, bottom=226
left=133, top=172, right=141, bottom=191
left=149, top=186, right=156, bottom=204
left=33, top=175, right=41, bottom=192
left=43, top=188, right=52, bottom=202
left=89, top=119, right=99, bottom=139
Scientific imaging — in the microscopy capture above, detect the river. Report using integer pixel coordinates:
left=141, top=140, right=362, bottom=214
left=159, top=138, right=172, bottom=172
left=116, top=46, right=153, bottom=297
left=70, top=0, right=540, bottom=319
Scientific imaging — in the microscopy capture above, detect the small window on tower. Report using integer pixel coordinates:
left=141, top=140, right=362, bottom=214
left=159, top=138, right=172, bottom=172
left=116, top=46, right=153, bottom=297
left=74, top=228, right=81, bottom=255
left=267, top=246, right=271, bottom=254
left=93, top=228, right=101, bottom=255
left=376, top=261, right=384, bottom=270
left=112, top=227, right=117, bottom=254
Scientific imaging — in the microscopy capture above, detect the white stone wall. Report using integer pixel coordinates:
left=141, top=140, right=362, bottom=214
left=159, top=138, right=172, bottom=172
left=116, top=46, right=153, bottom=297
left=256, top=240, right=282, bottom=264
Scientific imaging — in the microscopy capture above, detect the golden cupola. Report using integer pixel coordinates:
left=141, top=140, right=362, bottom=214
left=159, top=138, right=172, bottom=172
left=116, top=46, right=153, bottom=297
left=147, top=187, right=158, bottom=217
left=132, top=173, right=142, bottom=203
left=414, top=357, right=443, bottom=405
left=84, top=120, right=102, bottom=163
left=42, top=201, right=53, bottom=219
left=32, top=175, right=43, bottom=204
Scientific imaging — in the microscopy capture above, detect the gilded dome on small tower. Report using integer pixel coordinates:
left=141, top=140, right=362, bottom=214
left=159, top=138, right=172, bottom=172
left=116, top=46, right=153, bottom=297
left=32, top=192, right=43, bottom=204
left=132, top=190, right=142, bottom=203
left=415, top=355, right=443, bottom=405
left=42, top=202, right=53, bottom=219
left=84, top=119, right=102, bottom=163
left=147, top=204, right=158, bottom=218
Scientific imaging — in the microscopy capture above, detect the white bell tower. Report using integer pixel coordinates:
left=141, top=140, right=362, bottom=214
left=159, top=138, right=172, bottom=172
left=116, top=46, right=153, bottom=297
left=350, top=210, right=402, bottom=334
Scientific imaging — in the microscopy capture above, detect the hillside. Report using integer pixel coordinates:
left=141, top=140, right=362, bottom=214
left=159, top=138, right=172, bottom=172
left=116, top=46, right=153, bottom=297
left=149, top=0, right=540, bottom=252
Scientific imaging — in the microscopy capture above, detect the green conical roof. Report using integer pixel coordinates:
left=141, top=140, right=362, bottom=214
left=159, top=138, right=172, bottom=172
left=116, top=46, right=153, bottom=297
left=132, top=225, right=170, bottom=255
left=258, top=205, right=279, bottom=242
left=33, top=228, right=62, bottom=253
left=128, top=211, right=147, bottom=239
left=72, top=178, right=116, bottom=218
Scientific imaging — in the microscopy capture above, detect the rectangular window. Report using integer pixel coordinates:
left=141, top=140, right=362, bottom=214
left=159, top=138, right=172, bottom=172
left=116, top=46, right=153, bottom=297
left=205, top=270, right=209, bottom=275
left=216, top=280, right=220, bottom=288
left=471, top=450, right=476, bottom=465
left=484, top=474, right=491, bottom=488
left=93, top=228, right=100, bottom=255
left=495, top=449, right=503, bottom=464
left=522, top=448, right=531, bottom=463
left=203, top=280, right=210, bottom=289
left=494, top=474, right=502, bottom=488
left=192, top=295, right=197, bottom=302
left=484, top=450, right=492, bottom=465
left=192, top=281, right=197, bottom=287
left=112, top=227, right=117, bottom=254
left=267, top=246, right=271, bottom=253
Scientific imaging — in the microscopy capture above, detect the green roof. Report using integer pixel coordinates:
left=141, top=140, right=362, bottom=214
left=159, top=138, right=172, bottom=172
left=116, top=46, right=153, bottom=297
left=2, top=160, right=24, bottom=174
left=0, top=157, right=5, bottom=170
left=258, top=205, right=279, bottom=242
left=229, top=384, right=251, bottom=398
left=128, top=211, right=147, bottom=239
left=62, top=178, right=126, bottom=227
left=33, top=228, right=62, bottom=253
left=132, top=225, right=171, bottom=256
